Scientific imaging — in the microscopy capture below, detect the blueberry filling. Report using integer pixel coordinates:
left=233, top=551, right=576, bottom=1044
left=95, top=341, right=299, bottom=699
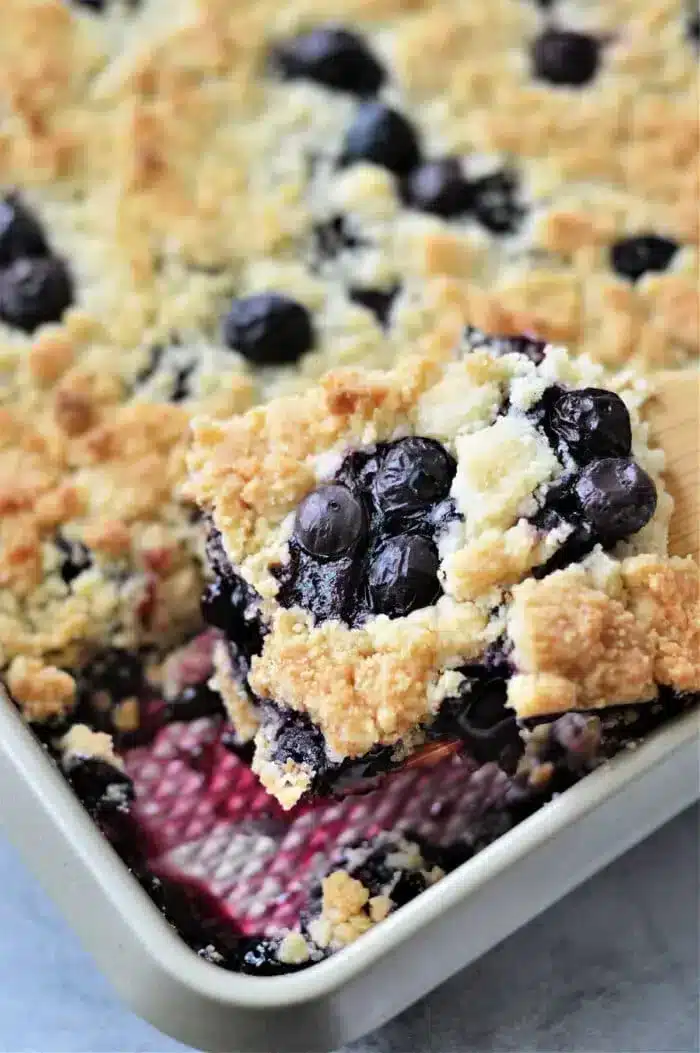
left=74, top=648, right=149, bottom=740
left=468, top=170, right=524, bottom=235
left=63, top=756, right=135, bottom=818
left=201, top=577, right=266, bottom=665
left=270, top=26, right=385, bottom=96
left=165, top=682, right=225, bottom=723
left=531, top=29, right=601, bottom=87
left=222, top=293, right=315, bottom=366
left=402, top=158, right=472, bottom=218
left=610, top=235, right=679, bottom=283
left=340, top=102, right=421, bottom=177
left=348, top=285, right=399, bottom=328
left=0, top=193, right=48, bottom=266
left=0, top=256, right=73, bottom=332
left=275, top=437, right=457, bottom=626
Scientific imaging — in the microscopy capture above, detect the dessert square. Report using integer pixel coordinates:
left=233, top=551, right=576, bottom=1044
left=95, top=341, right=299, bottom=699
left=188, top=326, right=699, bottom=807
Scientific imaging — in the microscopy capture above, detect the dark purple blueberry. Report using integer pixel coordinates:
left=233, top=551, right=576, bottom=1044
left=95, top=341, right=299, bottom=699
left=0, top=256, right=73, bottom=332
left=531, top=29, right=601, bottom=86
left=270, top=27, right=385, bottom=96
left=688, top=13, right=700, bottom=50
left=551, top=388, right=632, bottom=462
left=166, top=682, right=224, bottom=723
left=72, top=0, right=107, bottom=8
left=464, top=326, right=547, bottom=364
left=312, top=214, right=362, bottom=260
left=201, top=577, right=265, bottom=659
left=402, top=158, right=472, bottom=218
left=222, top=292, right=314, bottom=366
left=610, top=234, right=679, bottom=283
left=468, top=170, right=524, bottom=235
left=237, top=937, right=308, bottom=976
left=0, top=194, right=48, bottom=266
left=341, top=102, right=421, bottom=177
left=268, top=708, right=328, bottom=780
left=575, top=457, right=657, bottom=541
left=63, top=757, right=134, bottom=818
left=373, top=437, right=455, bottom=518
left=294, top=484, right=366, bottom=559
left=54, top=534, right=92, bottom=585
left=349, top=285, right=399, bottom=328
left=367, top=534, right=440, bottom=617
left=389, top=870, right=430, bottom=907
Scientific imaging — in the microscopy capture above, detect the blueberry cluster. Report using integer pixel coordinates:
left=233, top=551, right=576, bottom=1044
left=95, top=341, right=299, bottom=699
left=275, top=436, right=457, bottom=626
left=528, top=385, right=658, bottom=575
left=0, top=194, right=73, bottom=333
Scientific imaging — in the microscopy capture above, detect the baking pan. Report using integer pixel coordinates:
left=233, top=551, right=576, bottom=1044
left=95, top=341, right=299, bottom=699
left=0, top=694, right=698, bottom=1053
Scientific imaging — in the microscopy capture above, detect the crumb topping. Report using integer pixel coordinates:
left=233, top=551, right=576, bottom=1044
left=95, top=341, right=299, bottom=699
left=6, top=655, right=76, bottom=723
left=507, top=555, right=700, bottom=719
left=60, top=723, right=123, bottom=770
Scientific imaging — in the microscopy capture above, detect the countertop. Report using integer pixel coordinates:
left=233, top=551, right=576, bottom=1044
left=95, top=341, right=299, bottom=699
left=1, top=806, right=697, bottom=1053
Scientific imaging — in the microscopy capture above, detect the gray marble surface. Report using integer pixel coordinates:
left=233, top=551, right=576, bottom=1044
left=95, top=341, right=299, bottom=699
left=0, top=807, right=697, bottom=1053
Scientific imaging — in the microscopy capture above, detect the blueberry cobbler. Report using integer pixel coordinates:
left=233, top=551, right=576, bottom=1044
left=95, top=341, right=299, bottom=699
left=0, top=0, right=698, bottom=977
left=187, top=327, right=699, bottom=810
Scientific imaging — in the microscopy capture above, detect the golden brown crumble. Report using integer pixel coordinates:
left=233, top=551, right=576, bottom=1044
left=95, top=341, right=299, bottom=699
left=6, top=656, right=76, bottom=723
left=60, top=723, right=123, bottom=769
left=507, top=556, right=700, bottom=719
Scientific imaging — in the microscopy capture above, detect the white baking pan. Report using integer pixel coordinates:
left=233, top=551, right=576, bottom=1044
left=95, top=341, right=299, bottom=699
left=0, top=694, right=697, bottom=1053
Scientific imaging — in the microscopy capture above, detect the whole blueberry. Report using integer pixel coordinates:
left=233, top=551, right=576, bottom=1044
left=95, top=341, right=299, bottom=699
left=368, top=534, right=440, bottom=617
left=295, top=484, right=366, bottom=559
left=402, top=158, right=472, bottom=218
left=341, top=102, right=421, bottom=177
left=270, top=26, right=385, bottom=96
left=575, top=457, right=657, bottom=541
left=531, top=29, right=601, bottom=86
left=0, top=256, right=73, bottom=332
left=610, top=235, right=678, bottom=283
left=468, top=170, right=524, bottom=235
left=551, top=388, right=632, bottom=462
left=373, top=437, right=455, bottom=517
left=0, top=194, right=48, bottom=266
left=222, top=292, right=314, bottom=366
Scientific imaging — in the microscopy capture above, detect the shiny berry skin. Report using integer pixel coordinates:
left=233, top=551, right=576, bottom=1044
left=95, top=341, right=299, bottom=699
left=0, top=256, right=73, bottom=332
left=222, top=292, right=314, bottom=366
left=270, top=27, right=385, bottom=96
left=469, top=170, right=523, bottom=235
left=367, top=534, right=440, bottom=617
left=0, top=194, right=48, bottom=266
left=341, top=102, right=421, bottom=176
left=551, top=388, right=632, bottom=462
left=349, top=285, right=399, bottom=328
left=373, top=438, right=455, bottom=517
left=295, top=484, right=366, bottom=558
left=531, top=29, right=601, bottom=86
left=610, top=235, right=678, bottom=283
left=575, top=457, right=657, bottom=541
left=402, top=158, right=472, bottom=218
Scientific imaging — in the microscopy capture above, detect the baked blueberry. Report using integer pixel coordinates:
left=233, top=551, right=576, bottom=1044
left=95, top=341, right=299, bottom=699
left=551, top=388, right=632, bottom=462
left=0, top=256, right=73, bottom=332
left=75, top=648, right=147, bottom=736
left=349, top=285, right=399, bottom=328
left=575, top=457, right=657, bottom=541
left=294, top=484, right=367, bottom=559
left=469, top=170, right=524, bottom=235
left=610, top=235, right=679, bottom=283
left=688, top=13, right=700, bottom=50
left=531, top=29, right=601, bottom=86
left=0, top=194, right=48, bottom=266
left=373, top=437, right=455, bottom=518
left=270, top=27, right=385, bottom=96
left=312, top=214, right=362, bottom=261
left=367, top=534, right=441, bottom=617
left=465, top=326, right=547, bottom=364
left=54, top=534, right=92, bottom=585
left=222, top=293, right=314, bottom=366
left=402, top=158, right=472, bottom=218
left=341, top=102, right=421, bottom=176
